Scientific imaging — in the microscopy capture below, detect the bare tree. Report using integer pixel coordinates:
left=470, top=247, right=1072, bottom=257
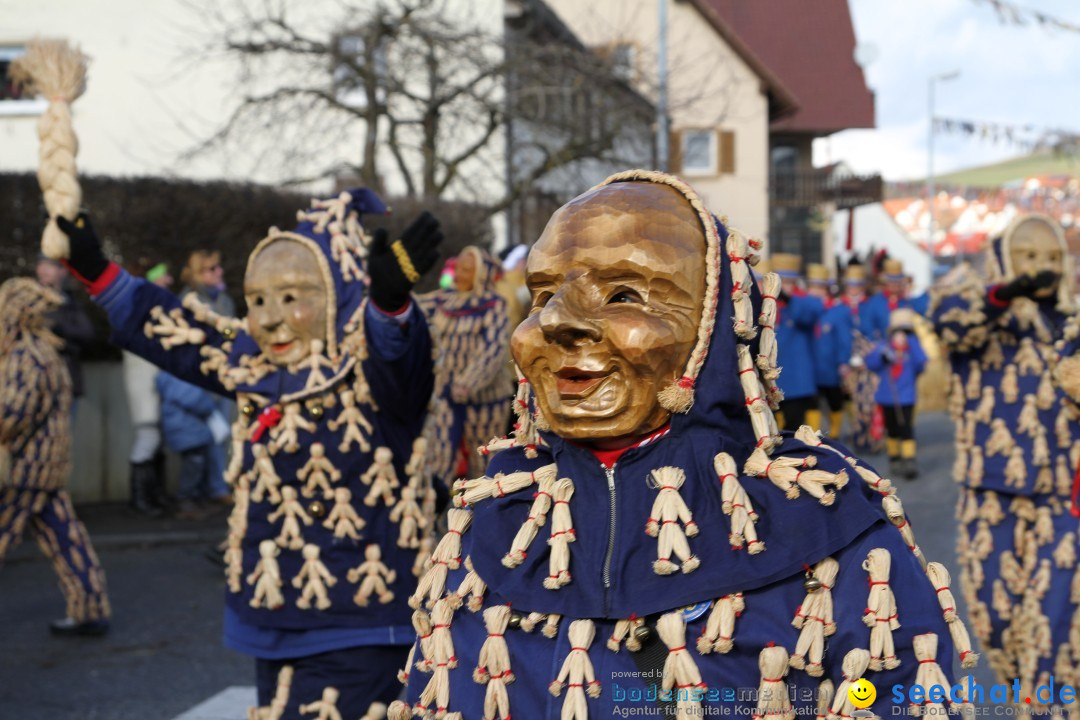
left=182, top=0, right=655, bottom=217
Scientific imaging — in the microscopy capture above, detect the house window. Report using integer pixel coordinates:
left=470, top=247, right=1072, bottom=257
left=681, top=130, right=716, bottom=175
left=611, top=43, right=636, bottom=83
left=0, top=46, right=47, bottom=116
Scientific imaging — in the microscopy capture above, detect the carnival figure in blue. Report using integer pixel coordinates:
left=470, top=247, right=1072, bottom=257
left=932, top=213, right=1079, bottom=699
left=865, top=309, right=926, bottom=480
left=0, top=278, right=110, bottom=636
left=768, top=253, right=825, bottom=431
left=391, top=171, right=977, bottom=720
left=860, top=258, right=929, bottom=341
left=807, top=263, right=853, bottom=437
left=55, top=192, right=443, bottom=719
left=422, top=246, right=514, bottom=486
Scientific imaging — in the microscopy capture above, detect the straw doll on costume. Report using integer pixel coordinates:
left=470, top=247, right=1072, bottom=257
left=932, top=214, right=1080, bottom=698
left=0, top=278, right=110, bottom=636
left=392, top=172, right=976, bottom=720
left=55, top=191, right=443, bottom=720
left=422, top=246, right=514, bottom=485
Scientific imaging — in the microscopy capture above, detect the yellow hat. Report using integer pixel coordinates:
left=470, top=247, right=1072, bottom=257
left=888, top=308, right=917, bottom=333
left=771, top=253, right=802, bottom=278
left=882, top=258, right=905, bottom=279
left=806, top=263, right=830, bottom=284
left=843, top=264, right=867, bottom=284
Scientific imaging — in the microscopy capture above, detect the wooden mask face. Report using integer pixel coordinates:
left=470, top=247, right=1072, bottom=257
left=244, top=239, right=328, bottom=366
left=1009, top=217, right=1063, bottom=298
left=511, top=182, right=706, bottom=443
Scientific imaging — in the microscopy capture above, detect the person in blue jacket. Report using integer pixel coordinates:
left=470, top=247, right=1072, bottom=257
left=55, top=191, right=443, bottom=719
left=933, top=214, right=1079, bottom=699
left=864, top=309, right=926, bottom=480
left=391, top=171, right=975, bottom=720
left=770, top=253, right=825, bottom=431
left=156, top=371, right=225, bottom=518
left=807, top=263, right=853, bottom=437
left=860, top=258, right=929, bottom=341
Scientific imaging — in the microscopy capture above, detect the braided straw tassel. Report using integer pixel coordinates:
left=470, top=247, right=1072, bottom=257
left=454, top=464, right=557, bottom=507
left=882, top=495, right=924, bottom=564
left=1057, top=404, right=1075, bottom=448
left=910, top=634, right=950, bottom=717
left=966, top=446, right=984, bottom=487
left=607, top=615, right=645, bottom=652
left=756, top=273, right=781, bottom=381
left=474, top=606, right=514, bottom=720
left=729, top=229, right=757, bottom=340
left=646, top=467, right=701, bottom=575
left=736, top=345, right=774, bottom=443
left=9, top=39, right=88, bottom=259
left=544, top=477, right=576, bottom=590
left=410, top=510, right=472, bottom=609
left=973, top=386, right=996, bottom=424
left=790, top=557, right=839, bottom=676
left=417, top=599, right=457, bottom=718
left=794, top=426, right=895, bottom=495
left=745, top=448, right=848, bottom=505
left=863, top=548, right=901, bottom=671
left=827, top=648, right=871, bottom=720
left=549, top=619, right=601, bottom=719
left=926, top=562, right=979, bottom=668
left=985, top=419, right=1015, bottom=457
left=1055, top=532, right=1077, bottom=569
left=1002, top=364, right=1020, bottom=404
left=658, top=612, right=707, bottom=718
left=448, top=556, right=486, bottom=612
left=714, top=452, right=764, bottom=553
left=1019, top=395, right=1041, bottom=437
left=502, top=472, right=558, bottom=568
left=1017, top=338, right=1044, bottom=375
left=697, top=593, right=745, bottom=654
left=965, top=361, right=982, bottom=400
left=752, top=645, right=795, bottom=720
left=815, top=680, right=834, bottom=720
left=402, top=610, right=434, bottom=680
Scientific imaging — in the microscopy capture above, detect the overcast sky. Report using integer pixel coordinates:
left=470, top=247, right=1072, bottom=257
left=814, top=0, right=1080, bottom=181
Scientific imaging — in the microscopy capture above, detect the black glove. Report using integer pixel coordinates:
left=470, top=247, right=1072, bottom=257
left=55, top=212, right=110, bottom=284
left=881, top=347, right=896, bottom=364
left=994, top=270, right=1059, bottom=303
left=367, top=211, right=442, bottom=311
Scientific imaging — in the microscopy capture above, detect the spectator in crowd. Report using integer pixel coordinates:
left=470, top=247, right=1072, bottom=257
left=865, top=308, right=927, bottom=479
left=123, top=261, right=173, bottom=516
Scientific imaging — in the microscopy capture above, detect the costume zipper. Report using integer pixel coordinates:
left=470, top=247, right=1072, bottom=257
left=602, top=464, right=617, bottom=600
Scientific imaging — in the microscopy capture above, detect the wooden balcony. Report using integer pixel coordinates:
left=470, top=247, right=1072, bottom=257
left=770, top=170, right=883, bottom=209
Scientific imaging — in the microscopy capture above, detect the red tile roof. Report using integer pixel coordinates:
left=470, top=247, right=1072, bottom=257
left=702, top=0, right=875, bottom=135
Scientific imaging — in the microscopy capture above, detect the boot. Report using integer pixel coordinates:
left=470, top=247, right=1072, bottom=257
left=901, top=440, right=919, bottom=480
left=129, top=461, right=163, bottom=517
left=889, top=456, right=903, bottom=479
left=50, top=617, right=110, bottom=637
left=150, top=451, right=173, bottom=512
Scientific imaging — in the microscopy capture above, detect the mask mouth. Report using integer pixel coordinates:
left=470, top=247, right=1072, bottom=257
left=554, top=366, right=613, bottom=398
left=268, top=338, right=298, bottom=356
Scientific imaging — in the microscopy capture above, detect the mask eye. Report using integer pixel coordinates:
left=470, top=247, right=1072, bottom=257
left=252, top=296, right=264, bottom=307
left=609, top=289, right=643, bottom=304
left=283, top=293, right=296, bottom=304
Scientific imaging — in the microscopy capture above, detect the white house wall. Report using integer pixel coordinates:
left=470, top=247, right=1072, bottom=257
left=832, top=203, right=933, bottom=295
left=543, top=0, right=770, bottom=241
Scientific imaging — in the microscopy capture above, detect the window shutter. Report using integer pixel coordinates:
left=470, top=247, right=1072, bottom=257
left=669, top=130, right=682, bottom=174
left=719, top=130, right=735, bottom=174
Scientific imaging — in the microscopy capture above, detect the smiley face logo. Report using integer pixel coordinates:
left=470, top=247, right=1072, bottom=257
left=847, top=678, right=876, bottom=708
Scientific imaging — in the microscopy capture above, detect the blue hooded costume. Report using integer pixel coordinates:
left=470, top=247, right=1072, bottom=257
left=392, top=172, right=973, bottom=719
left=0, top=278, right=110, bottom=626
left=421, top=246, right=514, bottom=486
left=931, top=214, right=1080, bottom=695
left=88, top=190, right=437, bottom=717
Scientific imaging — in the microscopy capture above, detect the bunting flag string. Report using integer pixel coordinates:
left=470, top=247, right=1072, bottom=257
left=933, top=116, right=1080, bottom=156
left=971, top=0, right=1080, bottom=35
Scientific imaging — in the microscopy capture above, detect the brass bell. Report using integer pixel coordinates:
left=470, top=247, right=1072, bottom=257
left=241, top=404, right=256, bottom=417
left=633, top=625, right=652, bottom=643
left=309, top=404, right=324, bottom=420
left=222, top=326, right=237, bottom=340
left=803, top=571, right=822, bottom=593
left=307, top=500, right=326, bottom=518
left=508, top=612, right=523, bottom=630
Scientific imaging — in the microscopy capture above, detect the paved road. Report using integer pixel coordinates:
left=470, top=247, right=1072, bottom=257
left=0, top=412, right=997, bottom=718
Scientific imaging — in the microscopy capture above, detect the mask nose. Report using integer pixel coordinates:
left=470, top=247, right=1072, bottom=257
left=538, top=287, right=602, bottom=347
